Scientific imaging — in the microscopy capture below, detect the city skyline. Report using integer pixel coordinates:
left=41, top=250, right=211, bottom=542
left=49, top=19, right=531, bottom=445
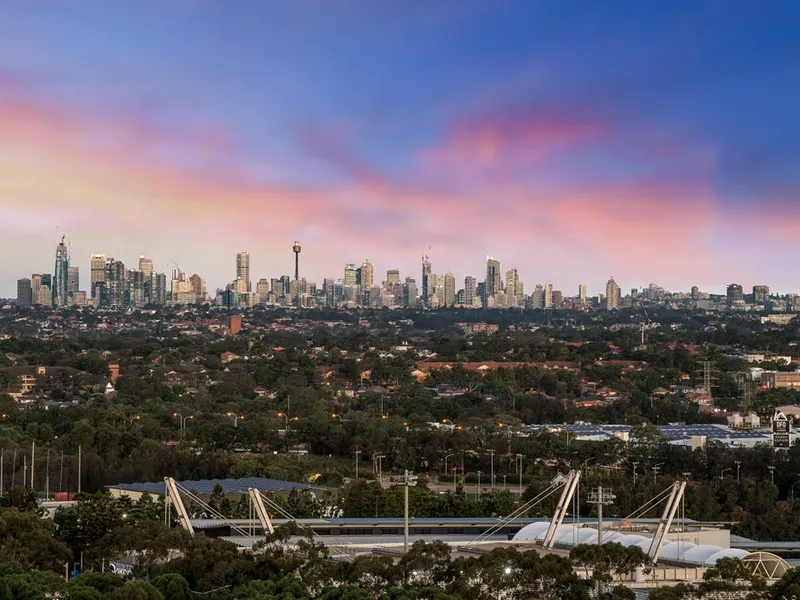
left=9, top=236, right=789, bottom=306
left=2, top=3, right=800, bottom=295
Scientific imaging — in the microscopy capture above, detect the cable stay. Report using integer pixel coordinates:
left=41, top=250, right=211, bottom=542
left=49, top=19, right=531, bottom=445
left=459, top=470, right=576, bottom=552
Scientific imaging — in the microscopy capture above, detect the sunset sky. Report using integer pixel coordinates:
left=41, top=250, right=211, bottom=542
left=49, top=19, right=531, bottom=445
left=2, top=1, right=799, bottom=297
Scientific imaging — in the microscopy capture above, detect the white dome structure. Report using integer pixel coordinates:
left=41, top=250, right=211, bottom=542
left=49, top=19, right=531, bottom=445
left=682, top=545, right=729, bottom=565
left=512, top=522, right=550, bottom=542
left=659, top=541, right=696, bottom=561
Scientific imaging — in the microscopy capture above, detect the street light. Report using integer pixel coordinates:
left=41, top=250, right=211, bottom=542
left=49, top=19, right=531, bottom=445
left=226, top=412, right=244, bottom=427
left=355, top=449, right=361, bottom=479
left=173, top=413, right=193, bottom=433
left=735, top=461, right=741, bottom=483
left=444, top=453, right=453, bottom=476
left=768, top=465, right=776, bottom=485
left=331, top=413, right=346, bottom=422
left=720, top=468, right=731, bottom=480
left=128, top=415, right=141, bottom=425
left=632, top=462, right=639, bottom=486
left=516, top=454, right=525, bottom=495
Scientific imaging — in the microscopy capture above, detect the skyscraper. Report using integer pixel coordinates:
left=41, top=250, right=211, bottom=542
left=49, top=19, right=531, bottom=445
left=404, top=277, right=418, bottom=308
left=386, top=269, right=400, bottom=287
left=236, top=252, right=251, bottom=292
left=443, top=272, right=456, bottom=307
left=90, top=254, right=106, bottom=299
left=544, top=283, right=553, bottom=308
left=421, top=255, right=432, bottom=303
left=359, top=259, right=374, bottom=290
left=727, top=283, right=744, bottom=306
left=578, top=284, right=587, bottom=303
left=605, top=278, right=620, bottom=310
left=139, top=256, right=154, bottom=279
left=485, top=256, right=502, bottom=299
left=465, top=276, right=477, bottom=306
left=17, top=278, right=32, bottom=307
left=753, top=285, right=769, bottom=305
left=67, top=266, right=80, bottom=293
left=52, top=235, right=69, bottom=307
left=344, top=263, right=358, bottom=286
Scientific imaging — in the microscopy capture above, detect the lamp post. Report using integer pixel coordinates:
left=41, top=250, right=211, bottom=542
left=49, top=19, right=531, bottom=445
left=226, top=412, right=244, bottom=427
left=720, top=468, right=731, bottom=480
left=355, top=449, right=361, bottom=480
left=488, top=449, right=496, bottom=491
left=173, top=413, right=192, bottom=437
left=768, top=465, right=776, bottom=485
left=516, top=454, right=525, bottom=495
left=128, top=415, right=141, bottom=425
left=444, top=453, right=453, bottom=476
left=632, top=462, right=639, bottom=486
left=735, top=461, right=741, bottom=483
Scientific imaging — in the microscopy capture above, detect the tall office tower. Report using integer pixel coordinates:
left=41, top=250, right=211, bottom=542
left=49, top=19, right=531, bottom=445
left=138, top=256, right=154, bottom=279
left=256, top=278, right=270, bottom=304
left=279, top=276, right=291, bottom=298
left=753, top=285, right=770, bottom=304
left=189, top=273, right=206, bottom=302
left=605, top=277, right=620, bottom=310
left=236, top=252, right=251, bottom=292
left=270, top=278, right=283, bottom=296
left=154, top=273, right=167, bottom=305
left=359, top=259, right=374, bottom=289
left=552, top=290, right=563, bottom=306
left=578, top=284, right=587, bottom=303
left=485, top=256, right=502, bottom=299
left=464, top=276, right=477, bottom=306
left=52, top=235, right=69, bottom=307
left=31, top=274, right=42, bottom=303
left=421, top=255, right=432, bottom=303
left=506, top=269, right=520, bottom=301
left=690, top=286, right=700, bottom=299
left=385, top=269, right=400, bottom=288
left=544, top=283, right=553, bottom=308
left=443, top=272, right=456, bottom=307
left=404, top=277, right=418, bottom=308
left=105, top=258, right=127, bottom=306
left=727, top=283, right=744, bottom=306
left=67, top=266, right=80, bottom=293
left=531, top=284, right=544, bottom=309
left=37, top=285, right=52, bottom=307
left=126, top=270, right=146, bottom=307
left=344, top=263, right=358, bottom=286
left=17, top=278, right=32, bottom=307
left=90, top=254, right=106, bottom=298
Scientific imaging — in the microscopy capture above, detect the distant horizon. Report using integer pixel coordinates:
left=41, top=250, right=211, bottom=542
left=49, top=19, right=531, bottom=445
left=2, top=2, right=799, bottom=296
left=5, top=234, right=786, bottom=299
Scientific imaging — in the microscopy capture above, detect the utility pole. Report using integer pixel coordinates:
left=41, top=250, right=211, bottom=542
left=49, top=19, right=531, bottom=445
left=735, top=461, right=741, bottom=483
left=587, top=486, right=615, bottom=545
left=355, top=449, right=361, bottom=480
left=77, top=445, right=82, bottom=494
left=632, top=462, right=638, bottom=486
left=30, top=441, right=35, bottom=491
left=768, top=466, right=776, bottom=485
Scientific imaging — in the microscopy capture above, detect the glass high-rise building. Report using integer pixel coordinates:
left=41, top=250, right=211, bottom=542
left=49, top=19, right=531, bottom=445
left=52, top=236, right=70, bottom=307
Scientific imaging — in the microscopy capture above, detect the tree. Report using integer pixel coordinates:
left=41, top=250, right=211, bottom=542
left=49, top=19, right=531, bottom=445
left=150, top=573, right=192, bottom=600
left=112, top=581, right=164, bottom=600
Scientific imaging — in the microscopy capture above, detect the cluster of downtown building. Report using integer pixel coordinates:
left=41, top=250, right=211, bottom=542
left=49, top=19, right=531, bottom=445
left=13, top=237, right=786, bottom=312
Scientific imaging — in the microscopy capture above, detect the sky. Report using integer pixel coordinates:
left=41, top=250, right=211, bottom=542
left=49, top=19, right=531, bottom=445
left=1, top=0, right=799, bottom=297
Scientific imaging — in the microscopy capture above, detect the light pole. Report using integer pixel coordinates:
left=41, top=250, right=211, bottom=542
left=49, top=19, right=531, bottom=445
left=632, top=462, right=639, bottom=486
left=128, top=415, right=141, bottom=425
left=277, top=412, right=289, bottom=432
left=226, top=412, right=244, bottom=427
left=768, top=466, right=776, bottom=485
left=735, top=461, right=741, bottom=483
left=652, top=462, right=663, bottom=482
left=477, top=471, right=482, bottom=502
left=173, top=413, right=193, bottom=437
left=516, top=454, right=525, bottom=495
left=720, top=468, right=731, bottom=480
left=488, top=449, right=496, bottom=491
left=355, top=449, right=361, bottom=480
left=444, top=453, right=453, bottom=476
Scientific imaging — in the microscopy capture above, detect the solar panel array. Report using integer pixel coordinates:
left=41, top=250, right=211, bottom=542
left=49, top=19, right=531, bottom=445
left=525, top=422, right=774, bottom=444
